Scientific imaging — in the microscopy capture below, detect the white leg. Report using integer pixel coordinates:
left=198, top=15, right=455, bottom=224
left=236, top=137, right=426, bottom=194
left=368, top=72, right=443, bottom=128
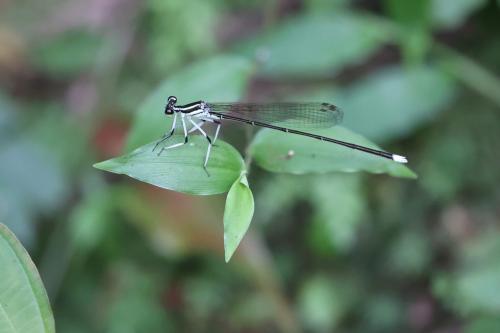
left=188, top=117, right=213, bottom=167
left=157, top=114, right=188, bottom=156
left=204, top=144, right=212, bottom=168
left=188, top=121, right=206, bottom=134
left=213, top=122, right=221, bottom=143
left=153, top=112, right=177, bottom=151
left=194, top=115, right=221, bottom=143
left=204, top=114, right=222, bottom=144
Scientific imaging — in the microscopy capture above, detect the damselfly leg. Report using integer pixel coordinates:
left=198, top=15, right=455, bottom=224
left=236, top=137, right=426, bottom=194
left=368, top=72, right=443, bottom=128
left=156, top=113, right=189, bottom=156
left=187, top=115, right=222, bottom=170
left=153, top=112, right=178, bottom=152
left=187, top=117, right=213, bottom=167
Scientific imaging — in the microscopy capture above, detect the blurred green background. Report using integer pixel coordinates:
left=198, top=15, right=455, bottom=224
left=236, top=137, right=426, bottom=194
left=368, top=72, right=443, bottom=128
left=1, top=0, right=500, bottom=332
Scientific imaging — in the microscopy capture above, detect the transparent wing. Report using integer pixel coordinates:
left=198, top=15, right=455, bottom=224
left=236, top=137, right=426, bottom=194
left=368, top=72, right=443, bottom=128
left=207, top=102, right=343, bottom=129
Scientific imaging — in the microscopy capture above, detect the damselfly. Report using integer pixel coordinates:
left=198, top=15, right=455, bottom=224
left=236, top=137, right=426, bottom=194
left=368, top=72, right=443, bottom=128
left=153, top=96, right=408, bottom=169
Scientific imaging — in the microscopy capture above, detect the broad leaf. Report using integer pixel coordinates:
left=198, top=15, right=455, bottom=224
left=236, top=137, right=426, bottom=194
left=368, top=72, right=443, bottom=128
left=0, top=223, right=55, bottom=333
left=223, top=173, right=254, bottom=262
left=125, top=55, right=253, bottom=151
left=249, top=126, right=416, bottom=178
left=433, top=233, right=500, bottom=315
left=298, top=275, right=356, bottom=331
left=94, top=137, right=245, bottom=195
left=234, top=12, right=391, bottom=77
left=30, top=29, right=103, bottom=77
left=465, top=317, right=500, bottom=333
left=340, top=65, right=455, bottom=142
left=293, top=66, right=455, bottom=142
left=308, top=175, right=366, bottom=252
left=432, top=0, right=487, bottom=29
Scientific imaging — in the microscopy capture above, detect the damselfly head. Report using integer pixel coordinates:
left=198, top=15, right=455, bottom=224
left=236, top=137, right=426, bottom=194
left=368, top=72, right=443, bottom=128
left=165, top=96, right=177, bottom=115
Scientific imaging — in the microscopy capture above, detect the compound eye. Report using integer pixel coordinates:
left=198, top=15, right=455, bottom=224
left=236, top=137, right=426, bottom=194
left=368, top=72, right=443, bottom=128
left=167, top=96, right=177, bottom=104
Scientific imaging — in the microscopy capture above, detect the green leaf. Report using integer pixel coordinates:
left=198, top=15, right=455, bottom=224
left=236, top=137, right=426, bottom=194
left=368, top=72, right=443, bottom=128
left=249, top=126, right=416, bottom=178
left=433, top=233, right=500, bottom=315
left=308, top=175, right=366, bottom=252
left=385, top=0, right=431, bottom=27
left=30, top=29, right=102, bottom=77
left=104, top=265, right=173, bottom=332
left=295, top=66, right=455, bottom=142
left=386, top=229, right=432, bottom=277
left=0, top=223, right=55, bottom=333
left=298, top=275, right=356, bottom=331
left=432, top=0, right=487, bottom=29
left=465, top=317, right=500, bottom=333
left=361, top=295, right=404, bottom=332
left=125, top=55, right=253, bottom=151
left=223, top=173, right=254, bottom=262
left=340, top=65, right=456, bottom=142
left=94, top=137, right=245, bottom=195
left=234, top=12, right=390, bottom=77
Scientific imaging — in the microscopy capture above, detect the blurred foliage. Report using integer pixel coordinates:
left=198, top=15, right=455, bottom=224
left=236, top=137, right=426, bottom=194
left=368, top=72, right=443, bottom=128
left=434, top=232, right=500, bottom=315
left=30, top=29, right=104, bottom=78
left=385, top=0, right=432, bottom=64
left=235, top=11, right=392, bottom=77
left=432, top=0, right=487, bottom=28
left=145, top=0, right=218, bottom=75
left=1, top=0, right=500, bottom=332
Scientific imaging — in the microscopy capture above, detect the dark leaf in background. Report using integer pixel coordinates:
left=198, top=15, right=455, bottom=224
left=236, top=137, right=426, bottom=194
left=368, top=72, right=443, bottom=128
left=235, top=12, right=391, bottom=77
left=361, top=295, right=404, bottom=332
left=465, top=317, right=500, bottom=333
left=146, top=0, right=218, bottom=73
left=103, top=265, right=173, bottom=333
left=0, top=140, right=69, bottom=245
left=295, top=65, right=456, bottom=142
left=298, top=274, right=358, bottom=332
left=30, top=29, right=103, bottom=77
left=433, top=233, right=500, bottom=315
left=340, top=65, right=456, bottom=142
left=308, top=174, right=366, bottom=252
left=385, top=229, right=432, bottom=277
left=431, top=0, right=487, bottom=29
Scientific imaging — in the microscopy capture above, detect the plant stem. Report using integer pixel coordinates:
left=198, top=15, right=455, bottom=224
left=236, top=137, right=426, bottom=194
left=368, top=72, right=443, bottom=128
left=244, top=125, right=254, bottom=173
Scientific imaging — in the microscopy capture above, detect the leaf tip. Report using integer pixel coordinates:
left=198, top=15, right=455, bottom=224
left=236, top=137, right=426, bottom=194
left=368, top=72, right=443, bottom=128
left=93, top=158, right=121, bottom=173
left=402, top=167, right=418, bottom=179
left=92, top=161, right=105, bottom=170
left=224, top=235, right=235, bottom=263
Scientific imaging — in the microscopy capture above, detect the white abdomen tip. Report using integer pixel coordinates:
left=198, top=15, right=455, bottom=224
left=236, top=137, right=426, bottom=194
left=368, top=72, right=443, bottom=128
left=392, top=154, right=408, bottom=163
